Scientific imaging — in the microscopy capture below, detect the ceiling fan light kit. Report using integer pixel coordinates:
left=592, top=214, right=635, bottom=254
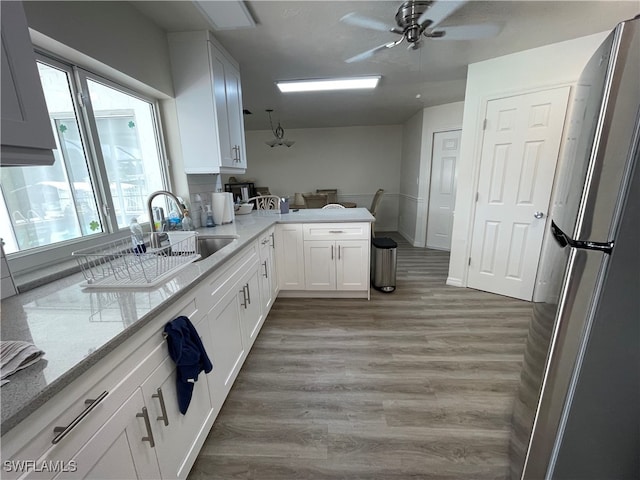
left=276, top=76, right=381, bottom=93
left=342, top=0, right=501, bottom=63
left=265, top=109, right=295, bottom=148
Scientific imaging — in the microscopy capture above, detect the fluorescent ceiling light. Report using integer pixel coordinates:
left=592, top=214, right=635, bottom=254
left=193, top=1, right=255, bottom=30
left=276, top=76, right=381, bottom=93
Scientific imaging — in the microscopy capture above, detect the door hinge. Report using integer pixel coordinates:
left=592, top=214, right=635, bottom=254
left=475, top=192, right=479, bottom=202
left=468, top=257, right=471, bottom=266
left=482, top=119, right=488, bottom=130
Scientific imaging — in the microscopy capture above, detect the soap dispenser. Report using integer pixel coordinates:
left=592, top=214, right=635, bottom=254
left=205, top=205, right=215, bottom=227
left=181, top=210, right=193, bottom=231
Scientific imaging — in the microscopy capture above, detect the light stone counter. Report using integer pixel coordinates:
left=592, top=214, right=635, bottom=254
left=0, top=208, right=373, bottom=434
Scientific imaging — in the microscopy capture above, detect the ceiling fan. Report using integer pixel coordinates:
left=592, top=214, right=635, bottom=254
left=341, top=0, right=501, bottom=63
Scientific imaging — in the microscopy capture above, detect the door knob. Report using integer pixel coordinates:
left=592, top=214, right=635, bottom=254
left=534, top=211, right=544, bottom=219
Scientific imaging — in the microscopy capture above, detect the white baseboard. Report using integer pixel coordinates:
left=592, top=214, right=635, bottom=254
left=446, top=276, right=463, bottom=287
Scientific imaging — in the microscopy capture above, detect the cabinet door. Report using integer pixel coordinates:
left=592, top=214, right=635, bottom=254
left=1, top=1, right=55, bottom=165
left=336, top=240, right=370, bottom=290
left=239, top=266, right=264, bottom=349
left=268, top=230, right=279, bottom=300
left=275, top=224, right=305, bottom=290
left=206, top=287, right=245, bottom=414
left=259, top=229, right=276, bottom=313
left=304, top=240, right=336, bottom=290
left=140, top=350, right=214, bottom=479
left=58, top=389, right=160, bottom=480
left=209, top=44, right=233, bottom=168
left=225, top=64, right=246, bottom=169
left=168, top=32, right=222, bottom=174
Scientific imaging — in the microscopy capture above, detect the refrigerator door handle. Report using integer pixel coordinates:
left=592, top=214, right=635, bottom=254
left=551, top=220, right=615, bottom=254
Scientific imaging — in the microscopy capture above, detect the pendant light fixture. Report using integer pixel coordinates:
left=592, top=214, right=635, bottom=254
left=265, top=109, right=295, bottom=148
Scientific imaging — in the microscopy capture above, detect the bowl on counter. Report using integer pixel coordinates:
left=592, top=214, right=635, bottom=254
left=235, top=203, right=254, bottom=215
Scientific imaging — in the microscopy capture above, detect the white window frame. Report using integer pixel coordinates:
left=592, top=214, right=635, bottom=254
left=6, top=52, right=171, bottom=278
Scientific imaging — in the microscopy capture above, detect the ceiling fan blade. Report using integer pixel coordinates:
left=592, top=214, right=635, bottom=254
left=340, top=12, right=394, bottom=32
left=430, top=23, right=502, bottom=40
left=345, top=41, right=395, bottom=63
left=418, top=0, right=467, bottom=29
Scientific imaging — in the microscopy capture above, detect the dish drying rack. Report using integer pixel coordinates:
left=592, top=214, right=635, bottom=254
left=72, top=232, right=200, bottom=288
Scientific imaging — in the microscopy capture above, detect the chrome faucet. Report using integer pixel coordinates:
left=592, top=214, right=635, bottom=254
left=147, top=190, right=186, bottom=247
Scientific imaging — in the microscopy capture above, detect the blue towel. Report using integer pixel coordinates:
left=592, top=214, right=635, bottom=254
left=163, top=316, right=213, bottom=414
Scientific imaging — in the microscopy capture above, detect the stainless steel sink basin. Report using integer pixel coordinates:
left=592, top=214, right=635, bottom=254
left=196, top=235, right=238, bottom=260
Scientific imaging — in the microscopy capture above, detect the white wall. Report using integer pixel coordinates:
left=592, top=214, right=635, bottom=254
left=24, top=1, right=173, bottom=98
left=24, top=1, right=194, bottom=205
left=417, top=103, right=465, bottom=247
left=238, top=126, right=403, bottom=232
left=398, top=110, right=423, bottom=243
left=398, top=102, right=464, bottom=246
left=447, top=31, right=610, bottom=288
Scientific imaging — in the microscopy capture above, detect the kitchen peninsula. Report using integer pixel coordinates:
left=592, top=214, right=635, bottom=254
left=1, top=208, right=373, bottom=479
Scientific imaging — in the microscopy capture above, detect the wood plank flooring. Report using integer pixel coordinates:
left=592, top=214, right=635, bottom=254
left=189, top=233, right=532, bottom=479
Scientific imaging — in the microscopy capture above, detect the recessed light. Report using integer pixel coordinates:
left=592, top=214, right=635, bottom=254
left=276, top=76, right=381, bottom=93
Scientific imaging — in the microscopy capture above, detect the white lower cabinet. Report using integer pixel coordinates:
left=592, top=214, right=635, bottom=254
left=238, top=265, right=263, bottom=349
left=275, top=224, right=305, bottom=290
left=139, top=340, right=213, bottom=479
left=258, top=227, right=277, bottom=315
left=59, top=389, right=161, bottom=480
left=204, top=285, right=246, bottom=416
left=304, top=240, right=369, bottom=290
left=277, top=222, right=371, bottom=297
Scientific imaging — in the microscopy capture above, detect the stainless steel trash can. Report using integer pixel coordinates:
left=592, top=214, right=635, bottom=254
left=371, top=237, right=397, bottom=292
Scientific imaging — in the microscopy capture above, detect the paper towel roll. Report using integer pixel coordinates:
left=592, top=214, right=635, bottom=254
left=212, top=193, right=227, bottom=225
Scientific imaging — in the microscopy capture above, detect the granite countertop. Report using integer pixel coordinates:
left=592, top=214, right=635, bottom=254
left=0, top=208, right=373, bottom=434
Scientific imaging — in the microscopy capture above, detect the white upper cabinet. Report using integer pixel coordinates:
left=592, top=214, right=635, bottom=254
left=168, top=31, right=247, bottom=174
left=1, top=1, right=56, bottom=166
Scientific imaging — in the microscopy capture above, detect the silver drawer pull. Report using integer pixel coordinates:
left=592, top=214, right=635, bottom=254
left=136, top=406, right=155, bottom=448
left=328, top=230, right=344, bottom=234
left=240, top=287, right=248, bottom=308
left=152, top=387, right=169, bottom=426
left=52, top=390, right=109, bottom=444
left=245, top=283, right=251, bottom=304
left=262, top=260, right=268, bottom=278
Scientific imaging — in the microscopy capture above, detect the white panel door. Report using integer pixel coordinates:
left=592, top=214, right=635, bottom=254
left=427, top=130, right=461, bottom=250
left=336, top=240, right=370, bottom=290
left=468, top=86, right=570, bottom=300
left=60, top=389, right=161, bottom=479
left=303, top=241, right=336, bottom=290
left=275, top=224, right=305, bottom=290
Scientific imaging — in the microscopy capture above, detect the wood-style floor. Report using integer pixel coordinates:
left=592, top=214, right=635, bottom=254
left=189, top=233, right=533, bottom=479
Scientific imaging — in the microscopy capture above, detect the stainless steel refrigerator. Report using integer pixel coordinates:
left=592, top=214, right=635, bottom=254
left=508, top=15, right=640, bottom=480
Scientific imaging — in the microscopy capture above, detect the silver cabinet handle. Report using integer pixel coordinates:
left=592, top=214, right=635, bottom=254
left=262, top=260, right=268, bottom=278
left=52, top=391, right=109, bottom=444
left=245, top=283, right=251, bottom=304
left=270, top=232, right=275, bottom=248
left=338, top=245, right=341, bottom=260
left=329, top=230, right=344, bottom=234
left=152, top=387, right=169, bottom=426
left=240, top=286, right=248, bottom=308
left=331, top=245, right=334, bottom=260
left=136, top=406, right=155, bottom=448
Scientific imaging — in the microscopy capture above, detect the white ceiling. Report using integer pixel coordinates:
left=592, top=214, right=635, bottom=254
left=131, top=1, right=640, bottom=130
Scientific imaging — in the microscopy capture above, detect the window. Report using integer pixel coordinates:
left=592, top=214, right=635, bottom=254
left=0, top=55, right=167, bottom=258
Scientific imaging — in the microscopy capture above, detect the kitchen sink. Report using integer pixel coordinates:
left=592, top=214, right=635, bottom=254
left=195, top=235, right=238, bottom=260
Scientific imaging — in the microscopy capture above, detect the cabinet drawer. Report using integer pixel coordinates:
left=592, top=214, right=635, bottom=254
left=303, top=223, right=370, bottom=240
